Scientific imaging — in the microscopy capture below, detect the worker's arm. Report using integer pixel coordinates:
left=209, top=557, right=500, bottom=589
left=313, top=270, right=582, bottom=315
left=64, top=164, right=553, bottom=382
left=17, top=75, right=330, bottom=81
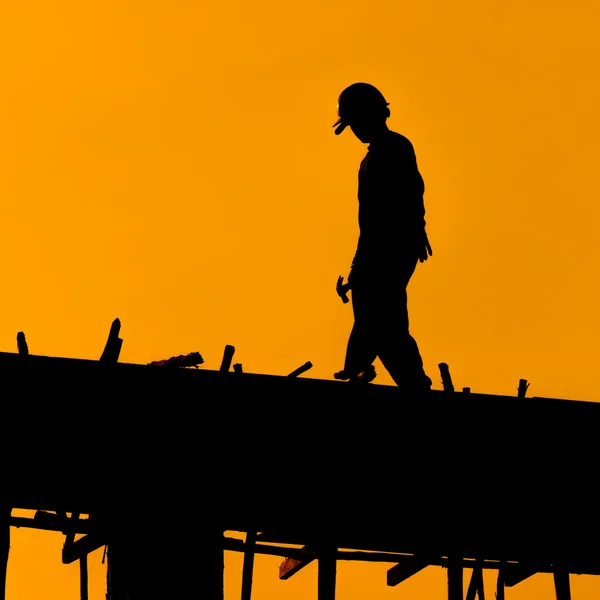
left=390, top=141, right=432, bottom=263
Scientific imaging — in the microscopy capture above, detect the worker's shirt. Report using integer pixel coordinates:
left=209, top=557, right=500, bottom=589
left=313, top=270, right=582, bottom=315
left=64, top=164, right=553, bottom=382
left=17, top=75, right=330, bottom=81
left=353, top=130, right=426, bottom=271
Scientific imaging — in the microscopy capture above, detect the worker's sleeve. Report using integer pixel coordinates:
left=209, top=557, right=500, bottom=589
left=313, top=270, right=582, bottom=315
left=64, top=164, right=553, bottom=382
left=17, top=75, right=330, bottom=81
left=351, top=233, right=366, bottom=273
left=398, top=142, right=426, bottom=230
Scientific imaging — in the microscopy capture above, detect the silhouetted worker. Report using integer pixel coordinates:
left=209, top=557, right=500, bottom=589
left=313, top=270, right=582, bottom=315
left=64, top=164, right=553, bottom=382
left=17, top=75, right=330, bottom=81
left=332, top=82, right=433, bottom=392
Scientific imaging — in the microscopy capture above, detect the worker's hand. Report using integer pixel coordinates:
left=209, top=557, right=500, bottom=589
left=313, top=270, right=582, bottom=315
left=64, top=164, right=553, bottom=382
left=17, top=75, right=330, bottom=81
left=418, top=230, right=433, bottom=263
left=337, top=275, right=351, bottom=295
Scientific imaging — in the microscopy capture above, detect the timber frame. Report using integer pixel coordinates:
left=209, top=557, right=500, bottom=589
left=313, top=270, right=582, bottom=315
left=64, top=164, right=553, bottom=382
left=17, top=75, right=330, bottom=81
left=2, top=516, right=593, bottom=600
left=2, top=320, right=598, bottom=600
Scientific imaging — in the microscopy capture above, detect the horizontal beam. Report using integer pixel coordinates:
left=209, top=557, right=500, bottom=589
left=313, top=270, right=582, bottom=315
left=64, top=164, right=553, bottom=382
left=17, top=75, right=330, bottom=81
left=10, top=514, right=93, bottom=535
left=229, top=537, right=600, bottom=577
left=387, top=555, right=430, bottom=586
left=225, top=538, right=414, bottom=564
left=223, top=537, right=311, bottom=560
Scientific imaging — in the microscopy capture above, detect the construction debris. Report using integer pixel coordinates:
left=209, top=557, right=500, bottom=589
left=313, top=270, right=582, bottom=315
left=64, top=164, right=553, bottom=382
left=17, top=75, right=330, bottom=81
left=148, top=352, right=204, bottom=368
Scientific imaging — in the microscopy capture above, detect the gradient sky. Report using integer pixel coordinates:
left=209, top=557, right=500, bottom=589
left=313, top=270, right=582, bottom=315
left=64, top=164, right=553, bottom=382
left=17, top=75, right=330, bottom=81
left=3, top=0, right=600, bottom=597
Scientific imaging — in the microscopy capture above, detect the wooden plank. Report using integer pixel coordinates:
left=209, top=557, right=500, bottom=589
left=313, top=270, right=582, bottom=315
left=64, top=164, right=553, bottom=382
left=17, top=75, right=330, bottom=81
left=10, top=514, right=92, bottom=534
left=234, top=538, right=600, bottom=578
left=387, top=556, right=430, bottom=586
left=100, top=318, right=122, bottom=363
left=287, top=362, right=313, bottom=378
left=225, top=537, right=309, bottom=560
left=280, top=545, right=315, bottom=579
left=226, top=537, right=420, bottom=569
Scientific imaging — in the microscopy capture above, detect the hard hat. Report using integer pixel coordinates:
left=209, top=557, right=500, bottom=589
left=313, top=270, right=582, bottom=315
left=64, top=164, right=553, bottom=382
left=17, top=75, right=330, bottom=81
left=333, top=82, right=390, bottom=135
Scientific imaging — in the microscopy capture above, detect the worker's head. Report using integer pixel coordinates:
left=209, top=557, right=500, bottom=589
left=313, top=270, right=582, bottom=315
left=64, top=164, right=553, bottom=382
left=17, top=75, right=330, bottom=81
left=333, top=83, right=390, bottom=142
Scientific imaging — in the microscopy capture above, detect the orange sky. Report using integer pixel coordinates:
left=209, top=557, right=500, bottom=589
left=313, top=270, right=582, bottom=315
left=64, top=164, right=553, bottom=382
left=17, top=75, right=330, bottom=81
left=3, top=0, right=600, bottom=598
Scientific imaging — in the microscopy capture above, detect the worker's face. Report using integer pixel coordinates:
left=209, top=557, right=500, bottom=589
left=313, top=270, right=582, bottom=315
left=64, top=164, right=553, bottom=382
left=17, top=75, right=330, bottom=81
left=348, top=114, right=386, bottom=143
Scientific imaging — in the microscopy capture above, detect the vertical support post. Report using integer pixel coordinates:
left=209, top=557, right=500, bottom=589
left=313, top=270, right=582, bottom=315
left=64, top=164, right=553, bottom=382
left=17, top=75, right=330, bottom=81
left=466, top=564, right=485, bottom=600
left=553, top=566, right=571, bottom=600
left=100, top=318, right=123, bottom=363
left=106, top=542, right=127, bottom=600
left=79, top=554, right=89, bottom=600
left=17, top=332, right=28, bottom=355
left=317, top=545, right=336, bottom=600
left=220, top=345, right=236, bottom=372
left=517, top=379, right=529, bottom=398
left=205, top=528, right=224, bottom=600
left=1, top=508, right=10, bottom=600
left=496, top=564, right=505, bottom=600
left=438, top=363, right=455, bottom=392
left=447, top=556, right=463, bottom=600
left=241, top=531, right=257, bottom=600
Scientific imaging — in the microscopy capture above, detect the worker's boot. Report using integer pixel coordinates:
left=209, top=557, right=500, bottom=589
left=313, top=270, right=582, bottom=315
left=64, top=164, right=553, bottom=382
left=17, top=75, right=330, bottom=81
left=403, top=374, right=432, bottom=393
left=334, top=364, right=376, bottom=384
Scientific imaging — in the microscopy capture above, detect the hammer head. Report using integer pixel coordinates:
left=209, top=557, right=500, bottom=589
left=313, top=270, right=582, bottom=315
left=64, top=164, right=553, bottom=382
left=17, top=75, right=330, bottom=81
left=336, top=276, right=350, bottom=303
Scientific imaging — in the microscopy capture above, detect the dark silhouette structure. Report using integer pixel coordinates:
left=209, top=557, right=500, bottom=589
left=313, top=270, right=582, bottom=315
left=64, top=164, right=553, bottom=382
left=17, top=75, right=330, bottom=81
left=2, top=324, right=598, bottom=600
left=332, top=83, right=432, bottom=391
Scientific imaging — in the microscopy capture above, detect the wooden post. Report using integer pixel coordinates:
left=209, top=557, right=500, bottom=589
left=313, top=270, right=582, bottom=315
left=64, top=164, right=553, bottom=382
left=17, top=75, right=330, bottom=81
left=447, top=556, right=463, bottom=600
left=553, top=566, right=571, bottom=600
left=220, top=345, right=236, bottom=372
left=438, top=363, right=455, bottom=392
left=465, top=565, right=484, bottom=600
left=518, top=379, right=530, bottom=398
left=16, top=332, right=28, bottom=356
left=1, top=508, right=10, bottom=600
left=197, top=528, right=224, bottom=600
left=241, top=531, right=256, bottom=600
left=100, top=318, right=123, bottom=363
left=496, top=564, right=505, bottom=600
left=287, top=361, right=313, bottom=377
left=233, top=363, right=243, bottom=374
left=106, top=542, right=127, bottom=600
left=80, top=554, right=89, bottom=600
left=317, top=544, right=336, bottom=600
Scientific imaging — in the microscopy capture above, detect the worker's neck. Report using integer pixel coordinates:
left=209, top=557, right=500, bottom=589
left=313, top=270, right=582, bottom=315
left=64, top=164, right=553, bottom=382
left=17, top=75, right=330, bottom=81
left=366, top=124, right=391, bottom=146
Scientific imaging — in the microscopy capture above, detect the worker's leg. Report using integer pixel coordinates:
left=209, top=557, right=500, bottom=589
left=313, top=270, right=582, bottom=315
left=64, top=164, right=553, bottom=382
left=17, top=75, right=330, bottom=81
left=374, top=259, right=431, bottom=391
left=335, top=276, right=377, bottom=381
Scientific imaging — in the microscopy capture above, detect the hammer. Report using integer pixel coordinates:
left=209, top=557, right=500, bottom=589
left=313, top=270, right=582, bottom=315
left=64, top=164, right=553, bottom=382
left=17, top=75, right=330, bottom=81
left=336, top=275, right=351, bottom=304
